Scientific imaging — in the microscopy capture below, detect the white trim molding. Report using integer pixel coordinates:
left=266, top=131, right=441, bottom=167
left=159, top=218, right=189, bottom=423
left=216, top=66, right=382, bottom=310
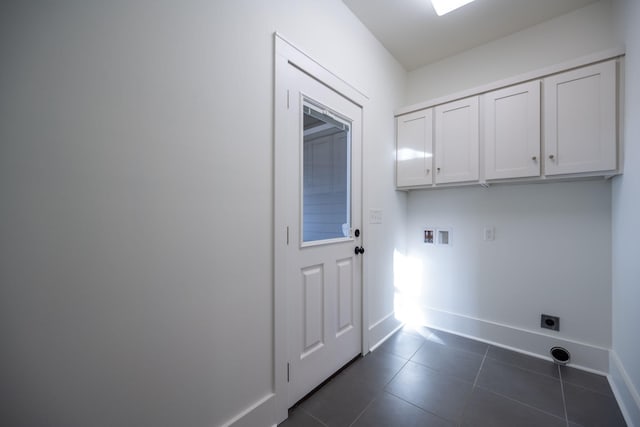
left=273, top=32, right=369, bottom=426
left=368, top=311, right=403, bottom=352
left=413, top=305, right=610, bottom=373
left=610, top=351, right=640, bottom=427
left=222, top=393, right=275, bottom=427
left=396, top=47, right=625, bottom=117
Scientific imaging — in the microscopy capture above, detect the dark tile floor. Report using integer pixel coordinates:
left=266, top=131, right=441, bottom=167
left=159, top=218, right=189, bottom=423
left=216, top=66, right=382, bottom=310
left=279, top=326, right=627, bottom=427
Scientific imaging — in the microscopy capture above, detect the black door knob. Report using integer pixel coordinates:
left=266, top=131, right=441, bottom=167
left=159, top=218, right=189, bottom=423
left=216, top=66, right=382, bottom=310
left=354, top=246, right=365, bottom=255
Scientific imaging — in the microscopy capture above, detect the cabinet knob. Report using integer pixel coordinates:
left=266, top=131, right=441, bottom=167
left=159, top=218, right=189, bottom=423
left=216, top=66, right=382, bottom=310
left=549, top=154, right=555, bottom=160
left=532, top=156, right=537, bottom=161
left=426, top=169, right=430, bottom=174
left=437, top=167, right=441, bottom=173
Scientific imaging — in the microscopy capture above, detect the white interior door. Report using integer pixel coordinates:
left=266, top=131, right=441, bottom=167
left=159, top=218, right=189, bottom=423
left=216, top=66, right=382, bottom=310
left=284, top=64, right=363, bottom=407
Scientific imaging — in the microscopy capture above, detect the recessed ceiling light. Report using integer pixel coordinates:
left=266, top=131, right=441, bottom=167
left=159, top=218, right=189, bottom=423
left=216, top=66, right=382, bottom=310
left=431, top=0, right=476, bottom=16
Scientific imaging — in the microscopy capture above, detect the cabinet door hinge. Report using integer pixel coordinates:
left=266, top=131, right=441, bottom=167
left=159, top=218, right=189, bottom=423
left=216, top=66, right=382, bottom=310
left=286, top=90, right=290, bottom=109
left=286, top=226, right=289, bottom=245
left=287, top=362, right=290, bottom=383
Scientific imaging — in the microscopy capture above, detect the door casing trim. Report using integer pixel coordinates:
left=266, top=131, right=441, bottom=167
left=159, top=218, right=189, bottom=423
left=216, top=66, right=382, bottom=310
left=273, top=32, right=369, bottom=424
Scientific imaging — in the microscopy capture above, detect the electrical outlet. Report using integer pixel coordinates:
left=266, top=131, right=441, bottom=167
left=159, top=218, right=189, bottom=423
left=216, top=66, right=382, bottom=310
left=541, top=314, right=560, bottom=331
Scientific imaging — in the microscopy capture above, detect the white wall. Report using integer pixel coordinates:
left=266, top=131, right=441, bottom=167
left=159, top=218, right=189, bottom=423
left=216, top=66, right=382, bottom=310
left=611, top=0, right=640, bottom=424
left=401, top=0, right=620, bottom=370
left=405, top=181, right=612, bottom=365
left=406, top=0, right=619, bottom=104
left=0, top=1, right=406, bottom=426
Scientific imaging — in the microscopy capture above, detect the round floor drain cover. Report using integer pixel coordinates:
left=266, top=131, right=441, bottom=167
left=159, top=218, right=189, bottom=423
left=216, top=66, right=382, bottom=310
left=550, top=346, right=570, bottom=365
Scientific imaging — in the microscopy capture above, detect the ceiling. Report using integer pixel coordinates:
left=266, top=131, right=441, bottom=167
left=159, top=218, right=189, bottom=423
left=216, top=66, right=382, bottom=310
left=343, top=0, right=598, bottom=71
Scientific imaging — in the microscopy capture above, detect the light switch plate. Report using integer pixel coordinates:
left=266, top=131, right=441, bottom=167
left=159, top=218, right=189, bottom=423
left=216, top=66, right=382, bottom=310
left=484, top=226, right=495, bottom=241
left=369, top=209, right=383, bottom=224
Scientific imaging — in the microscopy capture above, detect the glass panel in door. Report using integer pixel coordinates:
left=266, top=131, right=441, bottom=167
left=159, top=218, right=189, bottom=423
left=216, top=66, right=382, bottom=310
left=302, top=100, right=351, bottom=244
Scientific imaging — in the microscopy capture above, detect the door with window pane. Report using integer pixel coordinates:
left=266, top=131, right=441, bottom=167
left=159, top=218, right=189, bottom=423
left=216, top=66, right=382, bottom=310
left=284, top=63, right=363, bottom=407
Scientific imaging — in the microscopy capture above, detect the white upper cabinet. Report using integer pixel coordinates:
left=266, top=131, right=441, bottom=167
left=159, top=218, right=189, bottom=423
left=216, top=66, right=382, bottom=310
left=396, top=109, right=433, bottom=187
left=435, top=96, right=479, bottom=184
left=544, top=60, right=617, bottom=175
left=395, top=54, right=622, bottom=190
left=484, top=81, right=541, bottom=180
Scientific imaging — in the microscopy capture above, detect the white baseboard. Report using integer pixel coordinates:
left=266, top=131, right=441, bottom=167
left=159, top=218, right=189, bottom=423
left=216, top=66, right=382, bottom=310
left=413, top=306, right=610, bottom=373
left=222, top=392, right=275, bottom=427
left=232, top=310, right=630, bottom=427
left=224, top=312, right=402, bottom=426
left=368, top=311, right=402, bottom=352
left=610, top=351, right=640, bottom=427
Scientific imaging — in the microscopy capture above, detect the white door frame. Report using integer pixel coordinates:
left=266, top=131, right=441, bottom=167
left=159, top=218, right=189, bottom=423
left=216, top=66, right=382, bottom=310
left=273, top=33, right=369, bottom=424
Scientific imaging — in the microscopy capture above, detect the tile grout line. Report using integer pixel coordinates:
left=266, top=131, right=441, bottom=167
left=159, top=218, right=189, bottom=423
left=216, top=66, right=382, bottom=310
left=348, top=337, right=421, bottom=426
left=483, top=348, right=563, bottom=381
left=379, top=332, right=426, bottom=384
left=347, top=393, right=379, bottom=427
left=378, top=334, right=461, bottom=426
left=562, top=378, right=615, bottom=397
left=384, top=389, right=459, bottom=426
left=472, top=346, right=489, bottom=388
left=300, top=408, right=329, bottom=427
left=558, top=365, right=570, bottom=427
left=379, top=331, right=426, bottom=362
left=387, top=357, right=411, bottom=385
left=475, top=385, right=567, bottom=423
left=457, top=345, right=489, bottom=427
left=477, top=352, right=567, bottom=421
left=350, top=336, right=427, bottom=427
left=480, top=351, right=576, bottom=422
left=490, top=358, right=562, bottom=381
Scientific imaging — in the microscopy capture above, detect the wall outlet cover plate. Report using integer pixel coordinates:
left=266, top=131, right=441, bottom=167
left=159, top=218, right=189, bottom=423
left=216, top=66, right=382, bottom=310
left=541, top=314, right=560, bottom=331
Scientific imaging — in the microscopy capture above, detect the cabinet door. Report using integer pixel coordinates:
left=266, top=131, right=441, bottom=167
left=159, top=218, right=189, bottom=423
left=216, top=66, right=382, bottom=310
left=396, top=109, right=433, bottom=187
left=544, top=60, right=616, bottom=175
left=484, top=81, right=541, bottom=180
left=435, top=96, right=479, bottom=184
